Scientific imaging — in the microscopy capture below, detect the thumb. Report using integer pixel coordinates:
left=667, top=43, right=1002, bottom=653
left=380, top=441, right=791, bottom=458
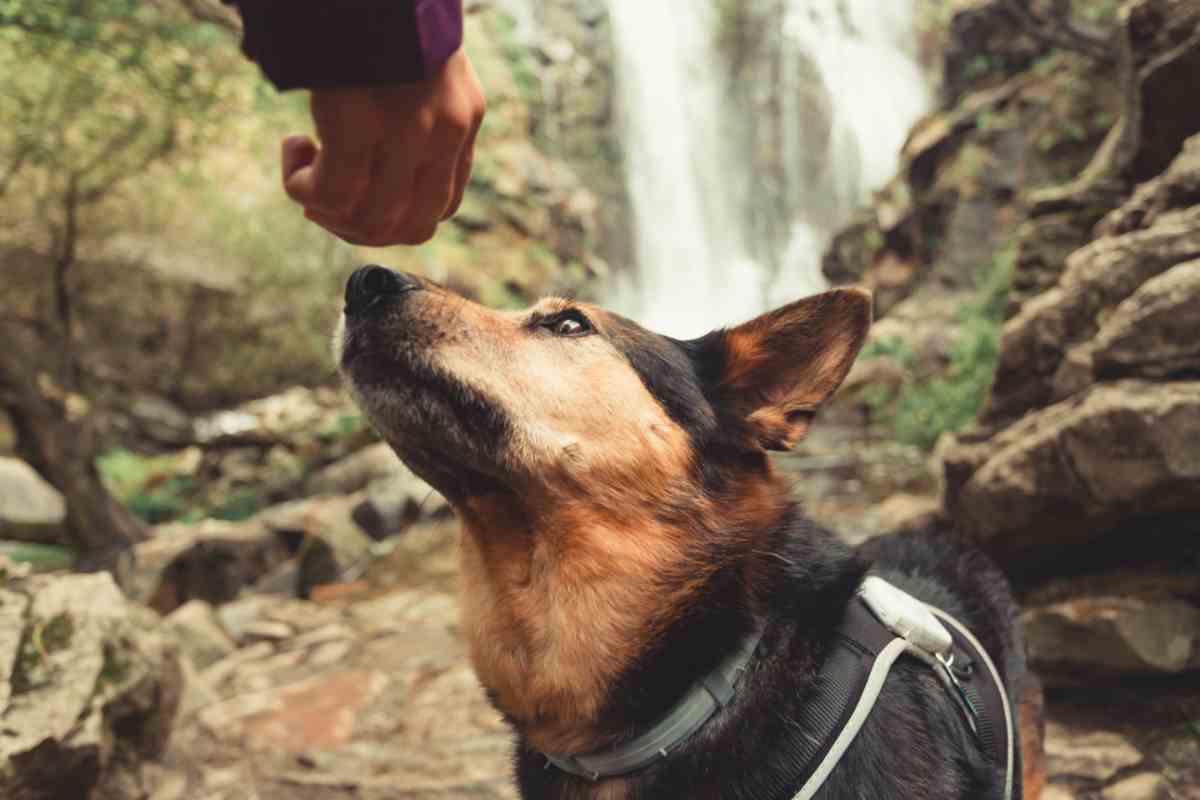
left=281, top=134, right=319, bottom=203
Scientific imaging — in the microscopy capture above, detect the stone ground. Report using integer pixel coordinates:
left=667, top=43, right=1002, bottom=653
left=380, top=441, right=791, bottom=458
left=146, top=431, right=1199, bottom=799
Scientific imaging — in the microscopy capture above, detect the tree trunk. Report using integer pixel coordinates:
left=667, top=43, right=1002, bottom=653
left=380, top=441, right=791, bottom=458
left=0, top=321, right=146, bottom=577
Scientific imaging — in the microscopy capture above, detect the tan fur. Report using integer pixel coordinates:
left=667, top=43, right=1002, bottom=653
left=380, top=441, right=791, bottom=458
left=1019, top=674, right=1046, bottom=800
left=340, top=280, right=869, bottom=780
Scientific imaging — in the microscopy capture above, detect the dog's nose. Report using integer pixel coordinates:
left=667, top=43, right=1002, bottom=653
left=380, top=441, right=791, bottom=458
left=344, top=265, right=418, bottom=315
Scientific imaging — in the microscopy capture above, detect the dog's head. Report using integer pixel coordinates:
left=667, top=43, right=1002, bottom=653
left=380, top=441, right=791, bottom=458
left=336, top=265, right=871, bottom=513
left=337, top=266, right=871, bottom=748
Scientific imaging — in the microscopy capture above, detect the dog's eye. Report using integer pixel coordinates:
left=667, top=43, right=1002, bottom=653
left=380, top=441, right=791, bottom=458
left=542, top=310, right=593, bottom=337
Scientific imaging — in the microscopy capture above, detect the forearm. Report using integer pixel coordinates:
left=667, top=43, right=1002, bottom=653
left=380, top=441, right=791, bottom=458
left=227, top=0, right=463, bottom=90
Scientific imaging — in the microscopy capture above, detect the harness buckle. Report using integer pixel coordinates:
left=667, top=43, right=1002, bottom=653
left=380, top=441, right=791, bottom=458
left=936, top=651, right=980, bottom=735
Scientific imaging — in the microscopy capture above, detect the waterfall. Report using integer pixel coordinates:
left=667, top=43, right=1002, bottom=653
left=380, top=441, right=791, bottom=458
left=606, top=0, right=930, bottom=338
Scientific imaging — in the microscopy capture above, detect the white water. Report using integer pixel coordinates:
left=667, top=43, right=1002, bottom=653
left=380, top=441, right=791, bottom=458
left=607, top=0, right=930, bottom=338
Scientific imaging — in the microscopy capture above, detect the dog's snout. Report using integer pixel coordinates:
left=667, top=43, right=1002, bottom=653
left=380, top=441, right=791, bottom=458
left=345, top=265, right=418, bottom=315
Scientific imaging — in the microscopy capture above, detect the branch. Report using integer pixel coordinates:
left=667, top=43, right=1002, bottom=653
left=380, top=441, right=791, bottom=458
left=1003, top=0, right=1116, bottom=64
left=0, top=144, right=31, bottom=197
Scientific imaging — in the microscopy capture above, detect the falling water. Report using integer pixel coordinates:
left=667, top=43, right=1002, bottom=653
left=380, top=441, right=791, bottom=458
left=607, top=0, right=930, bottom=338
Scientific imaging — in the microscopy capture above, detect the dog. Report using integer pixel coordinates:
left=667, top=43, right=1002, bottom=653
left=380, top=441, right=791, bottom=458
left=335, top=265, right=1046, bottom=800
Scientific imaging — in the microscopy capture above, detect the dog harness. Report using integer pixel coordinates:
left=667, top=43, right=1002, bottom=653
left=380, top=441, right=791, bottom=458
left=543, top=576, right=1015, bottom=800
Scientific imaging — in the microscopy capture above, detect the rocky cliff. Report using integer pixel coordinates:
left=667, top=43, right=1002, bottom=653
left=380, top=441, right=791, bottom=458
left=823, top=1, right=1200, bottom=795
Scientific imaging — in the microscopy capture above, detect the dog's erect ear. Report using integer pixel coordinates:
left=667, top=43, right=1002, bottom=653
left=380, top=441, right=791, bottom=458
left=707, top=288, right=872, bottom=450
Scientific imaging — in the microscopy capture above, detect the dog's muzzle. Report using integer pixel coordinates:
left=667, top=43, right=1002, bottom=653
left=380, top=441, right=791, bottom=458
left=344, top=264, right=419, bottom=317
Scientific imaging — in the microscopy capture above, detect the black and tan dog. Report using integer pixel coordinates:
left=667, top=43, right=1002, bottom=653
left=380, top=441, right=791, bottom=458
left=335, top=265, right=1045, bottom=800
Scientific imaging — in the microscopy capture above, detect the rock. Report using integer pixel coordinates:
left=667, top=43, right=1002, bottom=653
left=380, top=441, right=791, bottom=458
left=241, top=620, right=294, bottom=643
left=1045, top=722, right=1145, bottom=782
left=987, top=205, right=1200, bottom=421
left=163, top=600, right=237, bottom=670
left=352, top=471, right=450, bottom=540
left=134, top=493, right=380, bottom=614
left=940, top=0, right=1048, bottom=106
left=986, top=132, right=1200, bottom=423
left=0, top=457, right=66, bottom=544
left=199, top=669, right=390, bottom=752
left=0, top=588, right=31, bottom=713
left=193, top=387, right=374, bottom=458
left=1007, top=206, right=1112, bottom=318
left=0, top=572, right=182, bottom=800
left=128, top=394, right=195, bottom=447
left=873, top=493, right=943, bottom=536
left=162, top=581, right=519, bottom=799
left=1044, top=688, right=1200, bottom=798
left=304, top=442, right=406, bottom=496
left=254, top=495, right=375, bottom=594
left=134, top=518, right=293, bottom=614
left=1043, top=787, right=1078, bottom=800
left=945, top=380, right=1200, bottom=566
left=1101, top=772, right=1172, bottom=800
left=1091, top=259, right=1200, bottom=380
left=1022, top=567, right=1200, bottom=684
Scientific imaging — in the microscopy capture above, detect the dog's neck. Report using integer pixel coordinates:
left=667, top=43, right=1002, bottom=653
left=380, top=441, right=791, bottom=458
left=453, top=468, right=858, bottom=760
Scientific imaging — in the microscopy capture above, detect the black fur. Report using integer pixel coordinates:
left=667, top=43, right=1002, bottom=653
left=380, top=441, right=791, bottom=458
left=515, top=514, right=1025, bottom=800
left=514, top=314, right=1028, bottom=800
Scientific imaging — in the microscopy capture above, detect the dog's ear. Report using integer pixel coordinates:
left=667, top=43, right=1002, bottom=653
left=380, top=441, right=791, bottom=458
left=706, top=288, right=872, bottom=451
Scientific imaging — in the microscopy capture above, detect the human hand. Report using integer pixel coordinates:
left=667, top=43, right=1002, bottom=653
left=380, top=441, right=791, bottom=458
left=281, top=47, right=485, bottom=246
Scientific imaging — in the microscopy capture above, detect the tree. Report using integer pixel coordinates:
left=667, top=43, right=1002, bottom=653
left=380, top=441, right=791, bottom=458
left=0, top=0, right=242, bottom=573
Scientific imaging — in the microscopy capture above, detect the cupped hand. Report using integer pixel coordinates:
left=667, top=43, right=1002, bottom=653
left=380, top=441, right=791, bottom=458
left=282, top=47, right=485, bottom=246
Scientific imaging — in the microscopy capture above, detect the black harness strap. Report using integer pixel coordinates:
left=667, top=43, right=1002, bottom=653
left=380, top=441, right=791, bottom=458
left=786, top=598, right=898, bottom=788
left=786, top=591, right=1014, bottom=799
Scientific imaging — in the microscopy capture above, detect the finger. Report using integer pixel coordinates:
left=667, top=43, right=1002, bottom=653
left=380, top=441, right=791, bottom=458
left=284, top=136, right=373, bottom=218
left=304, top=207, right=390, bottom=248
left=389, top=160, right=455, bottom=245
left=281, top=134, right=318, bottom=186
left=348, top=146, right=421, bottom=242
left=442, top=111, right=482, bottom=221
left=393, top=129, right=466, bottom=244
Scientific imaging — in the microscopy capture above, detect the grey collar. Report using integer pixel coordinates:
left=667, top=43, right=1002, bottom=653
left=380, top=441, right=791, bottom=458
left=541, top=621, right=766, bottom=782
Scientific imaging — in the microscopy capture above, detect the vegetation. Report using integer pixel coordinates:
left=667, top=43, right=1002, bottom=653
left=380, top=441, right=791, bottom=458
left=861, top=241, right=1016, bottom=450
left=98, top=447, right=269, bottom=525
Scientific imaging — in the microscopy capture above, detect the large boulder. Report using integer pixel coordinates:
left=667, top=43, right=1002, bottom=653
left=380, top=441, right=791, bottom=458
left=0, top=458, right=66, bottom=545
left=1022, top=566, right=1200, bottom=686
left=943, top=380, right=1200, bottom=566
left=0, top=572, right=182, bottom=800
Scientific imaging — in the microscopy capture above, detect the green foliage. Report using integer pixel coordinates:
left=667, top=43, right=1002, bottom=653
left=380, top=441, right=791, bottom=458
left=863, top=243, right=1016, bottom=450
left=494, top=13, right=539, bottom=109
left=99, top=449, right=197, bottom=524
left=317, top=413, right=366, bottom=442
left=12, top=612, right=74, bottom=694
left=208, top=488, right=265, bottom=522
left=860, top=336, right=917, bottom=370
left=98, top=446, right=265, bottom=524
left=1070, top=0, right=1120, bottom=25
left=97, top=448, right=190, bottom=522
left=128, top=476, right=197, bottom=525
left=0, top=1, right=241, bottom=224
left=0, top=541, right=75, bottom=572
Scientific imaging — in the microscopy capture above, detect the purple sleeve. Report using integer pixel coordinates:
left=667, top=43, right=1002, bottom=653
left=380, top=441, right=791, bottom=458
left=229, top=0, right=463, bottom=90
